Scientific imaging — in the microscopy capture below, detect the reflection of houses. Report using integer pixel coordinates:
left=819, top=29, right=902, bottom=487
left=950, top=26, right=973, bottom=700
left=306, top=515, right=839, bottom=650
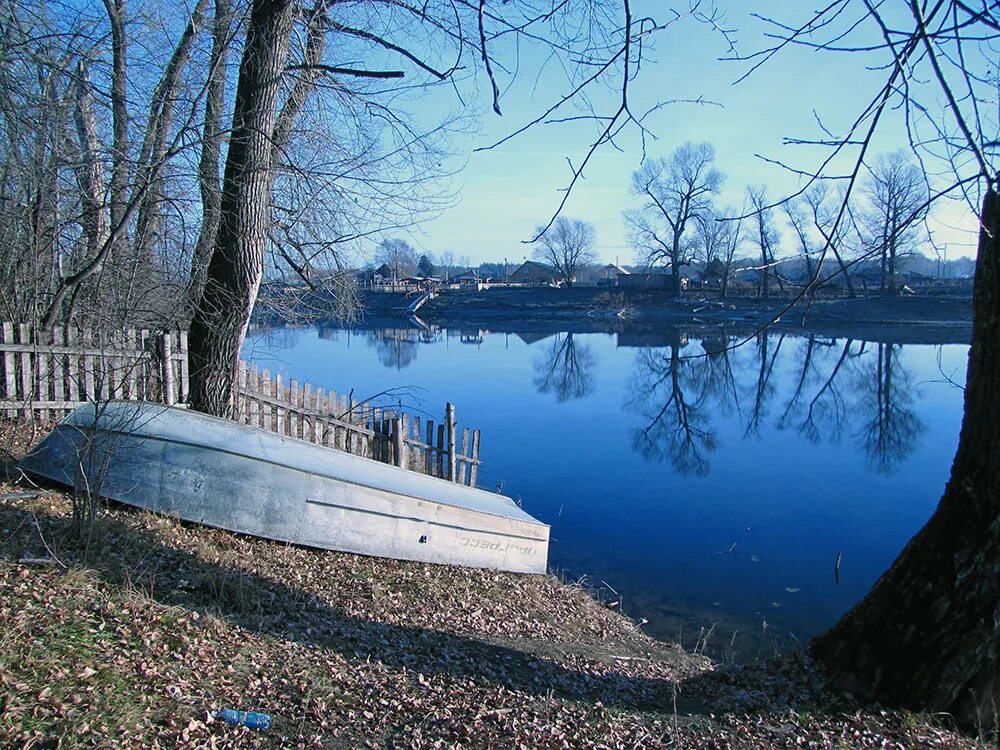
left=515, top=331, right=557, bottom=346
left=510, top=260, right=561, bottom=286
left=445, top=328, right=490, bottom=345
left=616, top=331, right=689, bottom=348
left=355, top=263, right=395, bottom=286
left=459, top=329, right=487, bottom=345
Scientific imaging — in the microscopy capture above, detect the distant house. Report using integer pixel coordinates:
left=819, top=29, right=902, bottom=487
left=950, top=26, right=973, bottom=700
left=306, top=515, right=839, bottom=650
left=510, top=260, right=561, bottom=285
left=453, top=270, right=489, bottom=286
left=355, top=263, right=395, bottom=286
left=598, top=263, right=629, bottom=286
left=698, top=259, right=726, bottom=288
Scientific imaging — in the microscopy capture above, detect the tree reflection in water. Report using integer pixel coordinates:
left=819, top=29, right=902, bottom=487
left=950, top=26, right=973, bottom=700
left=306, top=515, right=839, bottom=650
left=854, top=342, right=922, bottom=474
left=626, top=330, right=719, bottom=477
left=533, top=332, right=596, bottom=402
left=628, top=328, right=925, bottom=477
left=364, top=329, right=423, bottom=370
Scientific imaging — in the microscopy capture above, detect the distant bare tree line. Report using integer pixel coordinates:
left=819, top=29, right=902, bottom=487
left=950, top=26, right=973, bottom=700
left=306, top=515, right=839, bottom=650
left=625, top=142, right=934, bottom=298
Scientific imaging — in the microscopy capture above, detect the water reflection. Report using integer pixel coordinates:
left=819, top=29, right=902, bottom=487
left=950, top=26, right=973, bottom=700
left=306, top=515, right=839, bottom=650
left=532, top=332, right=597, bottom=402
left=855, top=342, right=922, bottom=474
left=622, top=327, right=925, bottom=477
left=626, top=330, right=718, bottom=476
left=339, top=324, right=928, bottom=476
left=361, top=328, right=439, bottom=371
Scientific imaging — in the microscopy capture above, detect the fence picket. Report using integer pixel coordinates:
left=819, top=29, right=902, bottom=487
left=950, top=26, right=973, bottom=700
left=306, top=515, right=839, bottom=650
left=139, top=330, right=151, bottom=400
left=36, top=326, right=49, bottom=421
left=436, top=424, right=446, bottom=478
left=125, top=329, right=138, bottom=400
left=161, top=334, right=174, bottom=406
left=470, top=430, right=481, bottom=488
left=289, top=379, right=300, bottom=438
left=425, top=419, right=435, bottom=475
left=1, top=323, right=14, bottom=408
left=178, top=331, right=189, bottom=403
left=248, top=363, right=259, bottom=427
left=17, top=324, right=32, bottom=406
left=446, top=403, right=456, bottom=482
left=51, top=327, right=65, bottom=411
left=66, top=327, right=79, bottom=403
left=460, top=428, right=470, bottom=485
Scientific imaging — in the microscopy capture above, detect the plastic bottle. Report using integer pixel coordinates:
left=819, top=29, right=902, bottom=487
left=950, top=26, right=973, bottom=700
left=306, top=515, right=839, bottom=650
left=213, top=708, right=272, bottom=730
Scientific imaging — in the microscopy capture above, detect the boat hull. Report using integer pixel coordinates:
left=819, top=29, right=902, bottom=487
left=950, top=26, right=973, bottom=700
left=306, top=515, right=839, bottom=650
left=20, top=402, right=549, bottom=574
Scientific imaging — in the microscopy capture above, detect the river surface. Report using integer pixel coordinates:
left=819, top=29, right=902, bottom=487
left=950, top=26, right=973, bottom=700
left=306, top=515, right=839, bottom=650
left=243, top=324, right=967, bottom=657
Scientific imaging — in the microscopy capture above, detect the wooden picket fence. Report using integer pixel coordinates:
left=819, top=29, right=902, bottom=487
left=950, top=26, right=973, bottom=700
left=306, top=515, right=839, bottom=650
left=0, top=321, right=187, bottom=420
left=234, top=361, right=481, bottom=487
left=0, top=322, right=482, bottom=487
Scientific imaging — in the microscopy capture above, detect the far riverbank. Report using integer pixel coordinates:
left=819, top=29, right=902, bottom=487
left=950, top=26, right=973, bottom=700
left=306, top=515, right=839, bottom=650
left=350, top=287, right=973, bottom=345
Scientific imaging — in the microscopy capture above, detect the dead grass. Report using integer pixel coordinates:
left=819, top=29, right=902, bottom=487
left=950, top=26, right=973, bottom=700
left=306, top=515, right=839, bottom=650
left=0, top=419, right=994, bottom=749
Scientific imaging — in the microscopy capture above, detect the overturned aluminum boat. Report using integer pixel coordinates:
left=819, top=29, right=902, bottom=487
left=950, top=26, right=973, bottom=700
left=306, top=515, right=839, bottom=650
left=20, top=402, right=549, bottom=574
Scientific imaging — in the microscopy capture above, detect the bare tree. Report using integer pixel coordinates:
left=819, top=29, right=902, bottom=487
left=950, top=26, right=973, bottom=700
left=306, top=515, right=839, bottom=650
left=693, top=205, right=744, bottom=299
left=626, top=142, right=724, bottom=297
left=374, top=239, right=418, bottom=282
left=0, top=1, right=216, bottom=329
left=802, top=184, right=859, bottom=298
left=746, top=185, right=779, bottom=299
left=862, top=151, right=930, bottom=295
left=532, top=217, right=597, bottom=287
left=438, top=250, right=456, bottom=283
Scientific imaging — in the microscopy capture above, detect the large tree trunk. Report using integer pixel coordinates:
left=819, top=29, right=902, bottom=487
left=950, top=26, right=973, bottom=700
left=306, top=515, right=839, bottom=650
left=811, top=177, right=1000, bottom=727
left=187, top=0, right=295, bottom=417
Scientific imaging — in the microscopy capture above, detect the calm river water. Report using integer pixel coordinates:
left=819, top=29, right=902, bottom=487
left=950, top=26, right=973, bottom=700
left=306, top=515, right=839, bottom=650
left=244, top=324, right=967, bottom=656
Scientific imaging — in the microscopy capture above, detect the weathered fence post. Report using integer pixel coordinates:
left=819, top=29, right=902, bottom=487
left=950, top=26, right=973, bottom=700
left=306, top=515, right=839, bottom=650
left=161, top=333, right=174, bottom=406
left=1, top=323, right=15, bottom=408
left=392, top=416, right=405, bottom=468
left=446, top=402, right=456, bottom=482
left=470, top=429, right=481, bottom=488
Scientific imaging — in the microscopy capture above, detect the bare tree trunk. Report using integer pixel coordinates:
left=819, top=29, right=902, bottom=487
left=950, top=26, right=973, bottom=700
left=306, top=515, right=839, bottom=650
left=812, top=178, right=1000, bottom=727
left=830, top=244, right=857, bottom=298
left=187, top=0, right=296, bottom=417
left=40, top=0, right=129, bottom=329
left=887, top=239, right=898, bottom=294
left=760, top=246, right=770, bottom=300
left=187, top=0, right=234, bottom=312
left=103, top=0, right=129, bottom=266
left=70, top=61, right=109, bottom=273
left=669, top=233, right=683, bottom=297
left=132, top=0, right=210, bottom=268
left=271, top=1, right=328, bottom=158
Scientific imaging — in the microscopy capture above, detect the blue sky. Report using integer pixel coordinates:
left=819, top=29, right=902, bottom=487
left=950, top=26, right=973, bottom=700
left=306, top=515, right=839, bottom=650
left=386, top=2, right=983, bottom=266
